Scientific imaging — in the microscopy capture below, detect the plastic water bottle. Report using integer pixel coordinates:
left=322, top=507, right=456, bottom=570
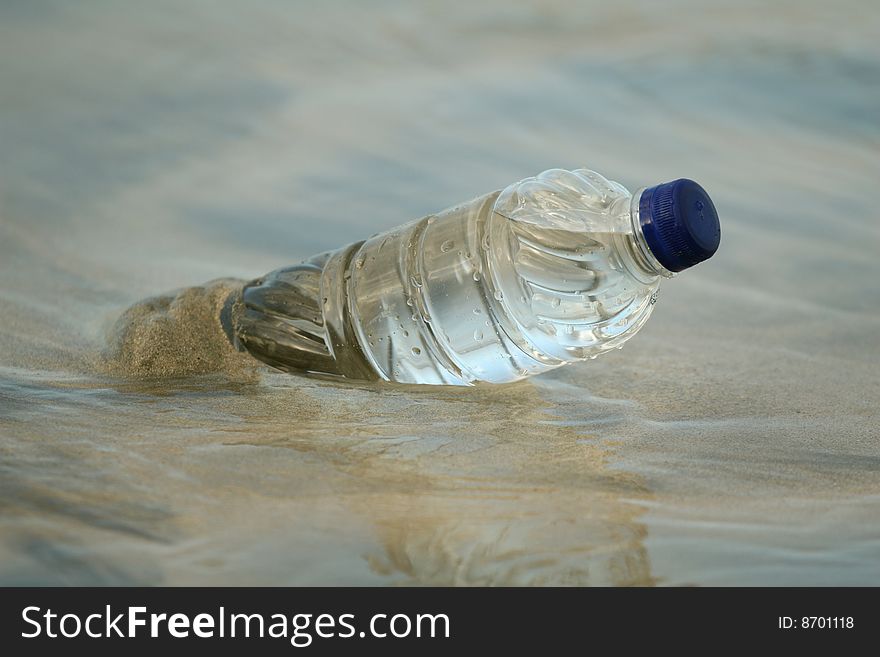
left=229, top=168, right=720, bottom=385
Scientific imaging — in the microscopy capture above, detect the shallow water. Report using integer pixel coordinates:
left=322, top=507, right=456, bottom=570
left=1, top=0, right=879, bottom=585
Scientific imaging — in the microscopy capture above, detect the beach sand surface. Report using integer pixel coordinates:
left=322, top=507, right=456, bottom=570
left=1, top=0, right=878, bottom=584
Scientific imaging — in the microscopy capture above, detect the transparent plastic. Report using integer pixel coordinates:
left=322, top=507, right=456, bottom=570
left=231, top=168, right=674, bottom=385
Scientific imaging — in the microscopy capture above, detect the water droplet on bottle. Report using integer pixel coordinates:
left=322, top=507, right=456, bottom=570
left=473, top=271, right=481, bottom=282
left=473, top=308, right=482, bottom=315
left=406, top=297, right=414, bottom=307
left=551, top=297, right=561, bottom=308
left=520, top=296, right=526, bottom=304
left=485, top=320, right=491, bottom=326
left=322, top=297, right=328, bottom=305
left=403, top=330, right=409, bottom=337
left=411, top=313, right=419, bottom=322
left=440, top=240, right=455, bottom=253
left=399, top=323, right=405, bottom=329
left=474, top=329, right=484, bottom=342
left=355, top=258, right=365, bottom=269
left=481, top=233, right=491, bottom=251
left=411, top=346, right=421, bottom=356
left=494, top=290, right=504, bottom=301
left=410, top=275, right=422, bottom=288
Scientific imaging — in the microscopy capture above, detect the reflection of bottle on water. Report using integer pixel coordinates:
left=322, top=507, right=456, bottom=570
left=229, top=168, right=720, bottom=385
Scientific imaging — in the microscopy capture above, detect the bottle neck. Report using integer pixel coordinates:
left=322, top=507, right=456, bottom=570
left=627, top=189, right=674, bottom=279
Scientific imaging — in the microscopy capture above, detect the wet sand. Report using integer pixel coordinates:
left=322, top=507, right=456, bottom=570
left=102, top=279, right=255, bottom=379
left=1, top=0, right=878, bottom=585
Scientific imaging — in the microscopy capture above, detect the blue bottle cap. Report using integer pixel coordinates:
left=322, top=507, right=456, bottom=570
left=638, top=179, right=720, bottom=272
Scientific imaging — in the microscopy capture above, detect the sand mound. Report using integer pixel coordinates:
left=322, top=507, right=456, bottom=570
left=103, top=279, right=258, bottom=379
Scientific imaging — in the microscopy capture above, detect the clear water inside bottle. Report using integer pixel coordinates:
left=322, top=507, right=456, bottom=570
left=233, top=169, right=667, bottom=385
